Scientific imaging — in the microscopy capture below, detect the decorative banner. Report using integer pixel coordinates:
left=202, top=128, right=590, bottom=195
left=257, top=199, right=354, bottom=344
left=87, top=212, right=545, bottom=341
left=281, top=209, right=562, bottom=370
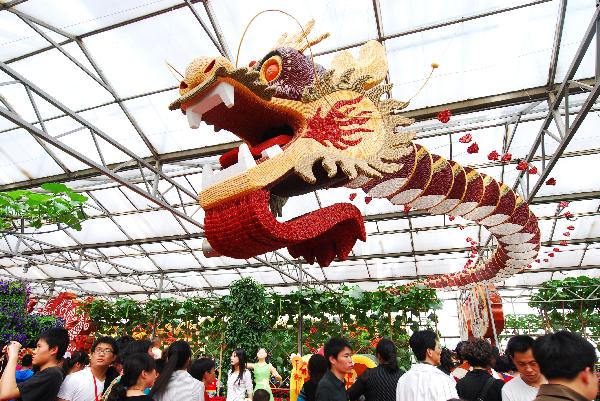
left=169, top=18, right=540, bottom=289
left=289, top=353, right=377, bottom=401
left=457, top=284, right=504, bottom=342
left=41, top=292, right=95, bottom=352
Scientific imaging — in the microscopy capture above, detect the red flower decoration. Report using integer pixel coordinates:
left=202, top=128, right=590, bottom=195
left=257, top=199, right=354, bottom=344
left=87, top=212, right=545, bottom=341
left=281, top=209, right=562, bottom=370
left=546, top=177, right=557, bottom=185
left=563, top=232, right=571, bottom=237
left=467, top=142, right=479, bottom=154
left=548, top=253, right=555, bottom=257
left=559, top=240, right=568, bottom=246
left=349, top=193, right=357, bottom=201
left=501, top=152, right=512, bottom=162
left=516, top=161, right=529, bottom=171
left=310, top=326, right=318, bottom=334
left=466, top=237, right=473, bottom=242
left=437, top=109, right=451, bottom=123
left=567, top=225, right=575, bottom=230
left=563, top=211, right=573, bottom=218
left=487, top=150, right=500, bottom=161
left=553, top=248, right=560, bottom=252
left=459, top=133, right=472, bottom=143
left=544, top=259, right=549, bottom=263
left=449, top=215, right=455, bottom=221
left=459, top=225, right=465, bottom=230
left=535, top=259, right=540, bottom=263
left=364, top=196, right=372, bottom=204
left=528, top=166, right=538, bottom=174
left=559, top=201, right=569, bottom=208
left=403, top=204, right=411, bottom=214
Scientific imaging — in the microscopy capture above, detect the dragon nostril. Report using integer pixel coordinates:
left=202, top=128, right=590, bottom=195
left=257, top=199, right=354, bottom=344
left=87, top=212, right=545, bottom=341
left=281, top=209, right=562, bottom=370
left=179, top=81, right=188, bottom=89
left=204, top=59, right=216, bottom=73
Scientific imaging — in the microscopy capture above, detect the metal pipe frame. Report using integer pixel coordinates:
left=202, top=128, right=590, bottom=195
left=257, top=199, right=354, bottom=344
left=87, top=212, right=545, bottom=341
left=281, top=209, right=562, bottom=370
left=1, top=0, right=599, bottom=297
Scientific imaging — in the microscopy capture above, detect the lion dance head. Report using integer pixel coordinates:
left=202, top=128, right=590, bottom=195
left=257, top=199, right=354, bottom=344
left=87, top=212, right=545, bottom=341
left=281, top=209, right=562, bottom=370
left=169, top=20, right=540, bottom=289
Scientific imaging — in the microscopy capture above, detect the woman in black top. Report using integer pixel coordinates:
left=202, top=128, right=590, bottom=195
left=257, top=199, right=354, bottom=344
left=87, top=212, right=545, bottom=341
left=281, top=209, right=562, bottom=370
left=107, top=353, right=158, bottom=401
left=347, top=339, right=403, bottom=401
left=456, top=339, right=504, bottom=401
left=298, top=354, right=328, bottom=401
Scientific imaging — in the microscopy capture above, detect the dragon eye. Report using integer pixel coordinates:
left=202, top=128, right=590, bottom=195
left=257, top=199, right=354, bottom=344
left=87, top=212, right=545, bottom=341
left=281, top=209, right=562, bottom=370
left=261, top=56, right=282, bottom=83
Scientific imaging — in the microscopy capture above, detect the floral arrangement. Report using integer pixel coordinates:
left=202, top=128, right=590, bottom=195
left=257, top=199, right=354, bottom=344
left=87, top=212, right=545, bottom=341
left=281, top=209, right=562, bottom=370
left=0, top=280, right=63, bottom=347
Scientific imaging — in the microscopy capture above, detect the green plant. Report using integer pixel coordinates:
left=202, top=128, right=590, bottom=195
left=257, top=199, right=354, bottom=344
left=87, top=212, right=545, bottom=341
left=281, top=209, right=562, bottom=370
left=222, top=277, right=271, bottom=356
left=82, top=280, right=441, bottom=379
left=0, top=183, right=88, bottom=232
left=528, top=276, right=600, bottom=338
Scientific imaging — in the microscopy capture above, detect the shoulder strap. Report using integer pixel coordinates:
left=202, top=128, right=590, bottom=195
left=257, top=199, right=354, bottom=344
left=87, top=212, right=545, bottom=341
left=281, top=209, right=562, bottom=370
left=476, top=376, right=496, bottom=401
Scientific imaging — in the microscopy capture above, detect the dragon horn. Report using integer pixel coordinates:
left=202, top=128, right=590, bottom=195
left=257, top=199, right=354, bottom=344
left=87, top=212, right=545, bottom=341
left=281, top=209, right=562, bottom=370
left=351, top=144, right=539, bottom=289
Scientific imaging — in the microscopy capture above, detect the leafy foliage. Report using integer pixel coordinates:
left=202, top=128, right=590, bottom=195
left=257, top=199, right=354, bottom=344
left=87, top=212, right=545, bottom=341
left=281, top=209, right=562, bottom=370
left=82, top=280, right=441, bottom=374
left=0, top=280, right=63, bottom=347
left=528, top=276, right=600, bottom=338
left=222, top=277, right=271, bottom=355
left=0, top=183, right=88, bottom=232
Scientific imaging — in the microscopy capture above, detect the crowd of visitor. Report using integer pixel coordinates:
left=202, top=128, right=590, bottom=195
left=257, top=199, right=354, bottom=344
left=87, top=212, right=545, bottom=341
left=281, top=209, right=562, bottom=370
left=0, top=327, right=596, bottom=401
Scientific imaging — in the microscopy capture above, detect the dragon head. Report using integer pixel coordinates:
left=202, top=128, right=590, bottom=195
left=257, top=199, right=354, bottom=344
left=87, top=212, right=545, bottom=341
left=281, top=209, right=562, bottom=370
left=169, top=20, right=540, bottom=285
left=169, top=21, right=415, bottom=266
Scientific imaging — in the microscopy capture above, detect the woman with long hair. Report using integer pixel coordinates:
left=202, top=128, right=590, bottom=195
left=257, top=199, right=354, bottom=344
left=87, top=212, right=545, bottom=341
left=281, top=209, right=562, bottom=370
left=347, top=338, right=403, bottom=401
left=226, top=349, right=252, bottom=401
left=63, top=351, right=90, bottom=376
left=189, top=358, right=216, bottom=401
left=149, top=340, right=204, bottom=401
left=106, top=353, right=157, bottom=401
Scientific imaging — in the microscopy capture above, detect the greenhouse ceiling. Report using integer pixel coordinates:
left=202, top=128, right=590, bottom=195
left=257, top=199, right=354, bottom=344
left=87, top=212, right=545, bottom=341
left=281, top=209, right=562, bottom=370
left=0, top=0, right=598, bottom=301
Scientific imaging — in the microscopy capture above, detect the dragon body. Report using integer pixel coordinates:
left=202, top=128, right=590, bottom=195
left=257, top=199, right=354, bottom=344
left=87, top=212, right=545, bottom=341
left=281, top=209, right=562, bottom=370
left=169, top=21, right=539, bottom=289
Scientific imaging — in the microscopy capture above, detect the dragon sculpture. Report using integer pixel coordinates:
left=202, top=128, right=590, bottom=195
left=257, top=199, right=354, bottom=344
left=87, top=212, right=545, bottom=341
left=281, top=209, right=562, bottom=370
left=169, top=20, right=540, bottom=289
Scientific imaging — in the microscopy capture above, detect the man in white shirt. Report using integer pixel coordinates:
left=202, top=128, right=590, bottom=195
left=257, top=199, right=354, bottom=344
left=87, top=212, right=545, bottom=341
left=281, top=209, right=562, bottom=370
left=57, top=337, right=118, bottom=401
left=396, top=330, right=458, bottom=401
left=502, top=335, right=546, bottom=401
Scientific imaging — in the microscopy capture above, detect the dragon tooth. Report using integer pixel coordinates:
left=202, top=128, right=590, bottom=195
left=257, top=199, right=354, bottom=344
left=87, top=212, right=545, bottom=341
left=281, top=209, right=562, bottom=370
left=185, top=82, right=235, bottom=129
left=202, top=163, right=215, bottom=188
left=187, top=110, right=203, bottom=129
left=216, top=81, right=235, bottom=108
left=261, top=144, right=283, bottom=159
left=237, top=143, right=256, bottom=169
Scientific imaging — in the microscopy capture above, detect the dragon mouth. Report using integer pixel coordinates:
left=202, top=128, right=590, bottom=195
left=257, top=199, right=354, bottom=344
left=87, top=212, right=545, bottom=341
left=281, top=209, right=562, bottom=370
left=178, top=75, right=366, bottom=265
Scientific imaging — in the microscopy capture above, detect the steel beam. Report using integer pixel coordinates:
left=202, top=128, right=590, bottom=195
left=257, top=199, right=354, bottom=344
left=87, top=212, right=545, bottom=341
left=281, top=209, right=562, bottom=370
left=3, top=1, right=206, bottom=64
left=402, top=78, right=596, bottom=121
left=547, top=0, right=568, bottom=88
left=0, top=62, right=203, bottom=229
left=44, top=264, right=600, bottom=297
left=509, top=5, right=600, bottom=202
left=314, top=0, right=552, bottom=57
left=2, top=79, right=596, bottom=193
